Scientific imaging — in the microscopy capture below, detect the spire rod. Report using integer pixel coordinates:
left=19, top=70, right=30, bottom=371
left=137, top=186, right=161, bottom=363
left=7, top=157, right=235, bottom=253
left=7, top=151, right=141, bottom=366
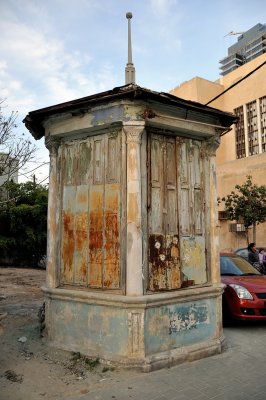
left=125, top=12, right=135, bottom=85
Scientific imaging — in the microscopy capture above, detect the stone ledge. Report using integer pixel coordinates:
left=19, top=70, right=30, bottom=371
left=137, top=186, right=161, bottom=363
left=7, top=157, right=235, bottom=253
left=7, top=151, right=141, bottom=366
left=42, top=284, right=224, bottom=309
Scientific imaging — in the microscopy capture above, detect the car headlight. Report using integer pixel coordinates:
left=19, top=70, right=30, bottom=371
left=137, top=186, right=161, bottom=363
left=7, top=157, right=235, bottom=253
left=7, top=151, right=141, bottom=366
left=229, top=284, right=253, bottom=300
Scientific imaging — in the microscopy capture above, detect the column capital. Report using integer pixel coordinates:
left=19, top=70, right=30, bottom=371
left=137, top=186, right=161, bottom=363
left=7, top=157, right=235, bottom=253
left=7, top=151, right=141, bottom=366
left=123, top=122, right=145, bottom=144
left=204, top=132, right=221, bottom=157
left=45, top=134, right=60, bottom=155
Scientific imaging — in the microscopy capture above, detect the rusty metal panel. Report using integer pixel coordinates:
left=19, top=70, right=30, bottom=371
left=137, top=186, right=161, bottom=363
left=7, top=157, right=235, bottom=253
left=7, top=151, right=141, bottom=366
left=103, top=183, right=120, bottom=288
left=103, top=134, right=120, bottom=288
left=61, top=185, right=76, bottom=284
left=60, top=133, right=122, bottom=291
left=74, top=185, right=88, bottom=285
left=88, top=186, right=104, bottom=288
left=148, top=234, right=181, bottom=291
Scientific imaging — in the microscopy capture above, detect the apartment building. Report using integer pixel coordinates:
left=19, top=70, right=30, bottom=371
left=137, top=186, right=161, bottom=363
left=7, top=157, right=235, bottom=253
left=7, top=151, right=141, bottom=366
left=170, top=50, right=266, bottom=251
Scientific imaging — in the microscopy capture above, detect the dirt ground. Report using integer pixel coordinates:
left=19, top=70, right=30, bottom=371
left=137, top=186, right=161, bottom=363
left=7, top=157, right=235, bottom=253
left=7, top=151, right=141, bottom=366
left=0, top=267, right=136, bottom=400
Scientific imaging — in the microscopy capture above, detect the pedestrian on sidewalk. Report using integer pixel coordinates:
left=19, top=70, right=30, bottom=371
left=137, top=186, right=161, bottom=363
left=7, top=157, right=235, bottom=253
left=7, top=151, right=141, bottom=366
left=248, top=242, right=260, bottom=271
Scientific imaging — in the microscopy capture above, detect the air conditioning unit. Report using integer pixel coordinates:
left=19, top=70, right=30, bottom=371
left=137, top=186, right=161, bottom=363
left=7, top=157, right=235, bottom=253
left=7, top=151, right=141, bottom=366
left=229, top=223, right=246, bottom=232
left=218, top=211, right=229, bottom=220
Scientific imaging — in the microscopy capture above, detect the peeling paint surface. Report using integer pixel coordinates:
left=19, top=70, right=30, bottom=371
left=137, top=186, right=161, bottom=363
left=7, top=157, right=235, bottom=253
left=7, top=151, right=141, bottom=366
left=49, top=300, right=129, bottom=356
left=145, top=299, right=215, bottom=355
left=181, top=237, right=207, bottom=284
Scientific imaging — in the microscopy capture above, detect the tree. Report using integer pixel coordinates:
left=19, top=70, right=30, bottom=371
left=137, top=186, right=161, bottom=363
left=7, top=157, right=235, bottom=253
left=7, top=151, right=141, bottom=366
left=0, top=99, right=36, bottom=185
left=0, top=181, right=48, bottom=267
left=219, top=175, right=266, bottom=243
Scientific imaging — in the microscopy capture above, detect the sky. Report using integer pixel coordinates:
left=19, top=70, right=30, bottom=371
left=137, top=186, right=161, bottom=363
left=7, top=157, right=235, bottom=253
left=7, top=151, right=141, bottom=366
left=0, top=0, right=265, bottom=184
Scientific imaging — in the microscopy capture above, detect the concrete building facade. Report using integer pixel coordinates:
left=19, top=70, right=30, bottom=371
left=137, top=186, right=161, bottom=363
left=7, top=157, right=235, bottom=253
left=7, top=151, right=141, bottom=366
left=171, top=52, right=266, bottom=251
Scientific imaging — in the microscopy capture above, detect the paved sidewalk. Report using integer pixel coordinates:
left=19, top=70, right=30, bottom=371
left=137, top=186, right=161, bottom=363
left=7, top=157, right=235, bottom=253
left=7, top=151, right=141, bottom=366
left=66, top=322, right=266, bottom=400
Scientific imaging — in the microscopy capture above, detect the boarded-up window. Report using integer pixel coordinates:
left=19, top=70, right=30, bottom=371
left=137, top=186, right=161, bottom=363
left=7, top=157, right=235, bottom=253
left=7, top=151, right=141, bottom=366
left=147, top=134, right=207, bottom=292
left=60, top=132, right=121, bottom=290
left=148, top=134, right=180, bottom=291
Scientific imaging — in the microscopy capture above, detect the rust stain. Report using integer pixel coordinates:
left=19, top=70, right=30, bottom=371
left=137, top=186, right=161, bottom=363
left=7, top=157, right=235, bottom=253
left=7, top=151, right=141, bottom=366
left=62, top=211, right=75, bottom=282
left=75, top=212, right=88, bottom=284
left=90, top=191, right=104, bottom=210
left=103, top=261, right=119, bottom=288
left=105, top=186, right=119, bottom=209
left=89, top=212, right=103, bottom=262
left=104, top=212, right=120, bottom=288
left=77, top=192, right=87, bottom=204
left=89, top=211, right=103, bottom=286
left=76, top=212, right=88, bottom=251
left=76, top=260, right=87, bottom=284
left=148, top=234, right=181, bottom=292
left=90, top=263, right=102, bottom=287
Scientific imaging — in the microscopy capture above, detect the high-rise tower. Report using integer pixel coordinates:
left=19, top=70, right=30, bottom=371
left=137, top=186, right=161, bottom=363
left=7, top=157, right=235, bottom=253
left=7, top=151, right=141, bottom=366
left=220, top=23, right=266, bottom=76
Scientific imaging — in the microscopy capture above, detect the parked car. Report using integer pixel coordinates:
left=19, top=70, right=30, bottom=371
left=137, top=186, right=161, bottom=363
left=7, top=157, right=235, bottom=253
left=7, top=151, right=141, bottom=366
left=220, top=253, right=266, bottom=322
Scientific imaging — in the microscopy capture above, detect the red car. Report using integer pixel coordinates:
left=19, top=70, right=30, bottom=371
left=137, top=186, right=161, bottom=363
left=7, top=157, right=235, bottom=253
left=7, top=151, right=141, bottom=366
left=220, top=253, right=266, bottom=322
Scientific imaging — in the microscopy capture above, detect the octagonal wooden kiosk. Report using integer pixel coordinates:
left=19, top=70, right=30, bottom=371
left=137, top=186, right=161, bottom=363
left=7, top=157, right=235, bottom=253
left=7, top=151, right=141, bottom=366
left=24, top=84, right=236, bottom=371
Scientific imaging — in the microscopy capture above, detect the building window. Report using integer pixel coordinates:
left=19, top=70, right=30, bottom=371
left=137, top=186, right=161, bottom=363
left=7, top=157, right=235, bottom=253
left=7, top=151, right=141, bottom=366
left=260, top=96, right=266, bottom=153
left=234, top=106, right=246, bottom=158
left=246, top=100, right=259, bottom=156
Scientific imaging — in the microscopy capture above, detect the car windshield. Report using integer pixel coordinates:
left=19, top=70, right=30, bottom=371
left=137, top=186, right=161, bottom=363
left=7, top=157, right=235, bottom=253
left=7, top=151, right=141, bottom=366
left=220, top=256, right=261, bottom=276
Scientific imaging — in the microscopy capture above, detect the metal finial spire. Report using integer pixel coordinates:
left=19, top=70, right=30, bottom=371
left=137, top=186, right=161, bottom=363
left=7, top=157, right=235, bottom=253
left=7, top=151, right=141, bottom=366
left=125, top=12, right=135, bottom=84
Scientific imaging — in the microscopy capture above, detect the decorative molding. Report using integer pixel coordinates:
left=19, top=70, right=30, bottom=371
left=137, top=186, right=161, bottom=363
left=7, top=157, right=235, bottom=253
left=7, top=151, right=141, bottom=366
left=128, top=311, right=144, bottom=356
left=45, top=135, right=60, bottom=155
left=123, top=123, right=145, bottom=144
left=204, top=133, right=221, bottom=157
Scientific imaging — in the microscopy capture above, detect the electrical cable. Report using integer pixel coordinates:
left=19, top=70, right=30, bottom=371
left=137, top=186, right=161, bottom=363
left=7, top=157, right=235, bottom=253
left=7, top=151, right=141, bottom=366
left=205, top=60, right=266, bottom=106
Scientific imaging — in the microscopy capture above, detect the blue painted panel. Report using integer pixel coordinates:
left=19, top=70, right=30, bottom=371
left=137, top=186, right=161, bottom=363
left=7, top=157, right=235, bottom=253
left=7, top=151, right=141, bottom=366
left=50, top=300, right=129, bottom=356
left=91, top=105, right=125, bottom=126
left=145, top=299, right=216, bottom=355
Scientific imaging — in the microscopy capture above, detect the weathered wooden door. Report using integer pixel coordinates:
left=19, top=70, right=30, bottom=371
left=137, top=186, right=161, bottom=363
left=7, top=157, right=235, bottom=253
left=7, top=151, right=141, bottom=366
left=148, top=133, right=181, bottom=291
left=60, top=131, right=121, bottom=289
left=148, top=134, right=207, bottom=292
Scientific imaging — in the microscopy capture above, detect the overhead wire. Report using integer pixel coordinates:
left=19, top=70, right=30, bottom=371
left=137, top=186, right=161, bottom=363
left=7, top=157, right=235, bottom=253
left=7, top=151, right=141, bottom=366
left=205, top=60, right=266, bottom=106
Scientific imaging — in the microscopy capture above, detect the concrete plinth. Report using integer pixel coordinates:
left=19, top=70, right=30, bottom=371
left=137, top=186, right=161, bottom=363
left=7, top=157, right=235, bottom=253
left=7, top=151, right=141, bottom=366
left=43, top=284, right=224, bottom=372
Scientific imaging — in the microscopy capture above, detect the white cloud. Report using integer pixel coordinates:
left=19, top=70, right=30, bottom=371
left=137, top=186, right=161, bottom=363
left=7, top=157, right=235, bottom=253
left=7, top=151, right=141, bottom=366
left=149, top=0, right=179, bottom=16
left=0, top=8, right=115, bottom=115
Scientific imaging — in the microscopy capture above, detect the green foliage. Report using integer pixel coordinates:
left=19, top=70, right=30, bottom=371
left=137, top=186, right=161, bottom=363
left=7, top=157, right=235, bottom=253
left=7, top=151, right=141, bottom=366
left=219, top=175, right=266, bottom=230
left=0, top=180, right=48, bottom=267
